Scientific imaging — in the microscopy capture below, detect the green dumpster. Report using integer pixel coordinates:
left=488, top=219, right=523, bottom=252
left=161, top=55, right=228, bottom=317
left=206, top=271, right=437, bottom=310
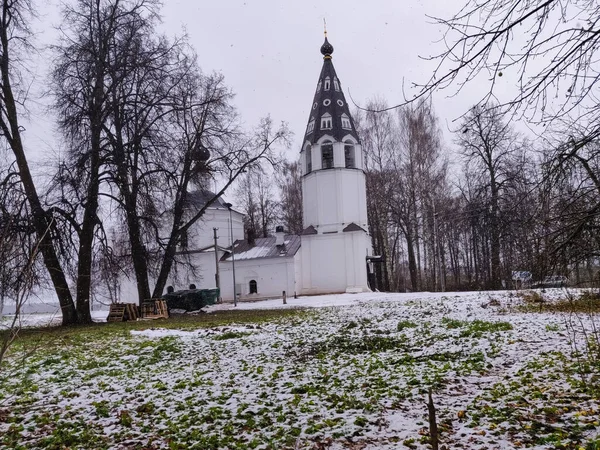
left=162, top=288, right=220, bottom=312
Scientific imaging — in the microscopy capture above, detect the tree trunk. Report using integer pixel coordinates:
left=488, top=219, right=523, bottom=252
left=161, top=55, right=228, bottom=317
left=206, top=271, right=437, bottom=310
left=75, top=72, right=105, bottom=324
left=110, top=97, right=152, bottom=305
left=406, top=231, right=419, bottom=292
left=490, top=183, right=501, bottom=289
left=0, top=15, right=77, bottom=324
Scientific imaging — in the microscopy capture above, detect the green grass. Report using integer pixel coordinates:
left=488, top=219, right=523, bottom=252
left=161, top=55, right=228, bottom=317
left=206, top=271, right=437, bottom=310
left=2, top=301, right=600, bottom=449
left=441, top=318, right=513, bottom=337
left=3, top=308, right=307, bottom=354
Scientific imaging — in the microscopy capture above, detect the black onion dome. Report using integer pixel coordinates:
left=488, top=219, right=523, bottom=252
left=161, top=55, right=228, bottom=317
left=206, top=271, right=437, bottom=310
left=193, top=139, right=210, bottom=162
left=320, top=37, right=334, bottom=57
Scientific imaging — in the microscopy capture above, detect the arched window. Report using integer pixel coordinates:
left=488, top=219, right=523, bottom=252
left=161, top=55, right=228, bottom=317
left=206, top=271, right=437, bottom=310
left=307, top=119, right=315, bottom=134
left=305, top=145, right=312, bottom=174
left=320, top=113, right=332, bottom=130
left=344, top=142, right=355, bottom=168
left=249, top=280, right=257, bottom=294
left=316, top=80, right=322, bottom=92
left=334, top=78, right=340, bottom=91
left=322, top=141, right=334, bottom=169
left=341, top=114, right=351, bottom=130
left=324, top=77, right=331, bottom=91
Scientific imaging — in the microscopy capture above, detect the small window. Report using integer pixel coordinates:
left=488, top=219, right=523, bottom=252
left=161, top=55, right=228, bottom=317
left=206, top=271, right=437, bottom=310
left=321, top=113, right=332, bottom=129
left=322, top=142, right=334, bottom=169
left=249, top=280, right=257, bottom=294
left=307, top=119, right=315, bottom=134
left=316, top=81, right=322, bottom=92
left=341, top=114, right=351, bottom=130
left=334, top=78, right=340, bottom=91
left=324, top=77, right=330, bottom=91
left=305, top=145, right=312, bottom=174
left=345, top=142, right=355, bottom=168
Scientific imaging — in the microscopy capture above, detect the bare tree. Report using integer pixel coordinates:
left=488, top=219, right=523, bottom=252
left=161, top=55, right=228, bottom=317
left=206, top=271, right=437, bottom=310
left=358, top=98, right=447, bottom=292
left=456, top=105, right=522, bottom=288
left=275, top=160, right=303, bottom=235
left=236, top=169, right=279, bottom=239
left=357, top=100, right=396, bottom=291
left=0, top=210, right=51, bottom=372
left=150, top=116, right=289, bottom=298
left=51, top=0, right=166, bottom=322
left=392, top=1, right=599, bottom=136
left=0, top=0, right=77, bottom=324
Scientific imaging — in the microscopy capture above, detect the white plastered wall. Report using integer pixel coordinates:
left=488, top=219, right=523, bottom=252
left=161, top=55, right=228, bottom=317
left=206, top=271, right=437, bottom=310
left=219, top=256, right=297, bottom=301
left=299, top=230, right=370, bottom=295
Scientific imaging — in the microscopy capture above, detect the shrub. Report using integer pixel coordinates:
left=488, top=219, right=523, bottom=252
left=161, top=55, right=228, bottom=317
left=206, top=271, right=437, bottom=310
left=519, top=291, right=545, bottom=304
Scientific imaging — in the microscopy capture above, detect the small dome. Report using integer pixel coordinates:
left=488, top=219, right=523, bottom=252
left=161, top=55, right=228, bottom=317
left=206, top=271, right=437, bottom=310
left=320, top=37, right=334, bottom=57
left=193, top=140, right=210, bottom=162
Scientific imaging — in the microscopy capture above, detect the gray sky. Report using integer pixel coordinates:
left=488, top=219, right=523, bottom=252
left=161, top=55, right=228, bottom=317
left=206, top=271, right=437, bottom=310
left=22, top=0, right=529, bottom=170
left=159, top=0, right=470, bottom=154
left=21, top=2, right=488, bottom=158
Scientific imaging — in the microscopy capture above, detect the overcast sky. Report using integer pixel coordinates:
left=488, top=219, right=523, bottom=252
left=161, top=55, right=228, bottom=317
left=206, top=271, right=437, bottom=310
left=22, top=0, right=528, bottom=171
left=159, top=0, right=474, bottom=154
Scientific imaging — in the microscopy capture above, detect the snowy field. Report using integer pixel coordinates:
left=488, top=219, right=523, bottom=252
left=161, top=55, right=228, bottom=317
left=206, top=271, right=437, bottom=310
left=1, top=290, right=599, bottom=449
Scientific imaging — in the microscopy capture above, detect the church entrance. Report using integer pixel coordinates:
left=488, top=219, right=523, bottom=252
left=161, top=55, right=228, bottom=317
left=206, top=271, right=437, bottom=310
left=249, top=280, right=258, bottom=294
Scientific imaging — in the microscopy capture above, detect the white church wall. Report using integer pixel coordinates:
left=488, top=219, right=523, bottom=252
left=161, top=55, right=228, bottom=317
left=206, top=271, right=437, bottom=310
left=219, top=257, right=297, bottom=301
left=118, top=275, right=140, bottom=303
left=293, top=250, right=302, bottom=297
left=116, top=205, right=241, bottom=303
left=187, top=208, right=244, bottom=250
left=299, top=231, right=371, bottom=295
left=345, top=231, right=371, bottom=291
left=340, top=171, right=369, bottom=228
left=300, top=233, right=347, bottom=294
left=302, top=169, right=368, bottom=232
left=167, top=252, right=219, bottom=291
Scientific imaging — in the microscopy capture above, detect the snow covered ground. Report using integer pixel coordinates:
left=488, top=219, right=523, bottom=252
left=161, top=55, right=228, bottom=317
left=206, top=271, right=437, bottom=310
left=1, top=290, right=599, bottom=449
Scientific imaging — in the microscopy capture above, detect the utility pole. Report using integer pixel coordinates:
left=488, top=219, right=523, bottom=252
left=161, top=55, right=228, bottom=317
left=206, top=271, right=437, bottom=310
left=224, top=203, right=237, bottom=307
left=213, top=228, right=221, bottom=302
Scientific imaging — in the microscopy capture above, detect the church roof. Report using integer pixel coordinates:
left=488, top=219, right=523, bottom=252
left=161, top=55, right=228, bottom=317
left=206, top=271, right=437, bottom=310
left=221, top=234, right=301, bottom=261
left=343, top=222, right=366, bottom=232
left=184, top=190, right=229, bottom=209
left=303, top=35, right=360, bottom=145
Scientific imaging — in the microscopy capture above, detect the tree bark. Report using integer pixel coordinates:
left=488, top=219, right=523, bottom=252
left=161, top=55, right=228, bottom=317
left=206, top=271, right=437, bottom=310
left=0, top=3, right=77, bottom=324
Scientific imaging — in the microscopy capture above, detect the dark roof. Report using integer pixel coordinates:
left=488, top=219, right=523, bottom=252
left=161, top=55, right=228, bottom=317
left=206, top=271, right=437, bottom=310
left=343, top=223, right=366, bottom=232
left=301, top=225, right=318, bottom=235
left=221, top=235, right=301, bottom=261
left=303, top=37, right=360, bottom=145
left=184, top=190, right=228, bottom=209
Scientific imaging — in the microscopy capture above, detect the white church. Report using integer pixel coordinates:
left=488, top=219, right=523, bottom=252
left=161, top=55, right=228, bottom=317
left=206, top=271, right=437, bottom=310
left=122, top=35, right=373, bottom=302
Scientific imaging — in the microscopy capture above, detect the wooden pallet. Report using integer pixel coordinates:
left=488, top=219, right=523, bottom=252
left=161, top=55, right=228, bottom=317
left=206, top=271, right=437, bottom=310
left=125, top=303, right=138, bottom=321
left=140, top=302, right=155, bottom=317
left=107, top=303, right=140, bottom=322
left=140, top=299, right=169, bottom=320
left=107, top=304, right=126, bottom=322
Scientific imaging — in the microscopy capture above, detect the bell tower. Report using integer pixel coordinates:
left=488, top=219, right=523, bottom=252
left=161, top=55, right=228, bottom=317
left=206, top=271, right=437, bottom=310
left=299, top=33, right=371, bottom=295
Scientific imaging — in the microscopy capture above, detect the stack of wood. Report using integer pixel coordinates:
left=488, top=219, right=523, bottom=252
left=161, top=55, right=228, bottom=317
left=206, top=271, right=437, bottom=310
left=107, top=303, right=139, bottom=322
left=140, top=299, right=169, bottom=320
